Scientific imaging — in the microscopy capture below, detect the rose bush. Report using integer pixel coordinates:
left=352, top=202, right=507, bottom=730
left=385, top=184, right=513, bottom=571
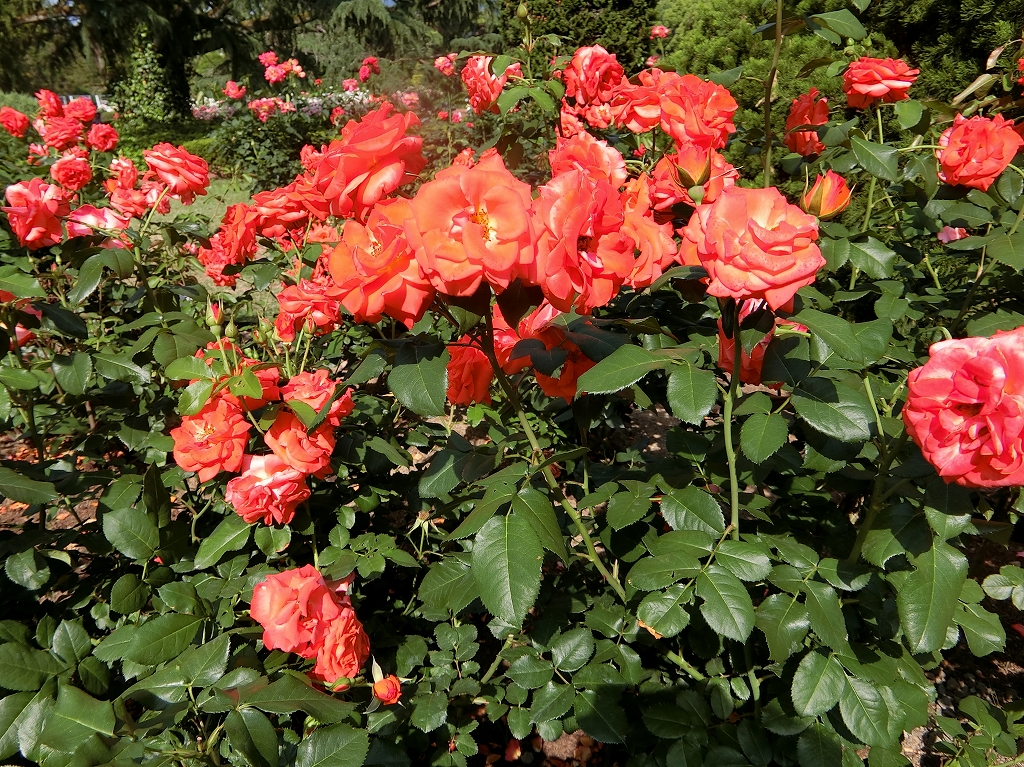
left=1, top=5, right=1024, bottom=767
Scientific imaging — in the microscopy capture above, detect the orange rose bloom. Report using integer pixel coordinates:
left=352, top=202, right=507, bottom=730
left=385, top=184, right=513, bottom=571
left=2, top=178, right=69, bottom=250
left=563, top=46, right=626, bottom=109
left=936, top=114, right=1024, bottom=192
left=170, top=394, right=250, bottom=482
left=530, top=170, right=634, bottom=313
left=446, top=337, right=493, bottom=405
left=225, top=454, right=311, bottom=526
left=310, top=105, right=426, bottom=220
left=42, top=117, right=83, bottom=151
left=461, top=55, right=522, bottom=114
left=679, top=186, right=823, bottom=310
left=903, top=326, right=1024, bottom=487
left=274, top=263, right=344, bottom=342
left=372, top=675, right=402, bottom=705
left=548, top=131, right=627, bottom=188
left=0, top=107, right=30, bottom=138
left=280, top=369, right=354, bottom=427
left=620, top=175, right=678, bottom=289
left=86, top=123, right=119, bottom=152
left=35, top=89, right=63, bottom=118
left=264, top=410, right=336, bottom=476
left=309, top=605, right=371, bottom=686
left=784, top=88, right=828, bottom=157
left=609, top=78, right=662, bottom=134
left=407, top=150, right=534, bottom=297
left=50, top=149, right=93, bottom=191
left=802, top=171, right=852, bottom=220
left=142, top=143, right=210, bottom=205
left=650, top=145, right=738, bottom=210
left=328, top=198, right=435, bottom=327
left=250, top=565, right=343, bottom=657
left=843, top=57, right=918, bottom=109
left=656, top=71, right=738, bottom=150
left=64, top=98, right=97, bottom=122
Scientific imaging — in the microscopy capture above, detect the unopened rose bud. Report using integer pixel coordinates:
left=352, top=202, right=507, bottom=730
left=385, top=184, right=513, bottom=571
left=372, top=675, right=402, bottom=705
left=225, top=320, right=238, bottom=339
left=206, top=302, right=222, bottom=327
left=516, top=2, right=528, bottom=19
left=210, top=324, right=222, bottom=338
left=801, top=170, right=851, bottom=220
left=687, top=185, right=705, bottom=205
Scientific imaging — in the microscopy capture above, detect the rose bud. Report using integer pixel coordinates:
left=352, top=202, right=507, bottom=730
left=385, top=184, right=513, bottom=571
left=371, top=675, right=402, bottom=705
left=802, top=170, right=851, bottom=220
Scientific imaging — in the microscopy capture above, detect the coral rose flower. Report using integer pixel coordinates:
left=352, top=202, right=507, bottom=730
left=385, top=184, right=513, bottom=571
left=86, top=123, right=119, bottom=152
left=170, top=394, right=250, bottom=482
left=109, top=188, right=149, bottom=219
left=608, top=80, right=662, bottom=134
left=563, top=45, right=626, bottom=108
left=446, top=337, right=493, bottom=405
left=65, top=204, right=129, bottom=238
left=678, top=186, right=824, bottom=310
left=225, top=454, right=311, bottom=526
left=406, top=150, right=534, bottom=297
left=903, top=326, right=1024, bottom=487
left=328, top=198, right=435, bottom=327
left=64, top=98, right=97, bottom=123
left=651, top=145, right=738, bottom=210
left=281, top=369, right=354, bottom=427
left=42, top=117, right=84, bottom=150
left=434, top=53, right=457, bottom=76
left=0, top=107, right=30, bottom=138
left=264, top=410, right=336, bottom=476
left=801, top=171, right=852, bottom=220
left=621, top=175, right=678, bottom=289
left=937, top=226, right=967, bottom=244
left=258, top=51, right=278, bottom=67
left=2, top=178, right=70, bottom=250
left=107, top=157, right=138, bottom=189
left=461, top=55, right=522, bottom=114
left=309, top=605, right=371, bottom=685
left=35, top=90, right=63, bottom=118
left=843, top=57, right=918, bottom=109
left=50, top=149, right=92, bottom=191
left=650, top=25, right=671, bottom=39
left=253, top=177, right=329, bottom=239
left=274, top=274, right=344, bottom=342
left=372, top=675, right=402, bottom=704
left=142, top=143, right=210, bottom=205
left=223, top=81, right=247, bottom=99
left=311, top=105, right=426, bottom=220
left=784, top=88, right=828, bottom=157
left=717, top=299, right=807, bottom=386
left=658, top=72, right=738, bottom=150
left=936, top=114, right=1024, bottom=192
left=548, top=131, right=627, bottom=188
left=250, top=565, right=342, bottom=657
left=530, top=170, right=635, bottom=313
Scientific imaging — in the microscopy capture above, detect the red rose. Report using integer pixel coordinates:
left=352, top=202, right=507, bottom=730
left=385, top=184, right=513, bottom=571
left=107, top=157, right=138, bottom=190
left=461, top=55, right=522, bottom=114
left=679, top=186, right=823, bottom=310
left=651, top=145, right=738, bottom=210
left=784, top=88, right=828, bottom=157
left=309, top=605, right=371, bottom=686
left=372, top=675, right=402, bottom=704
left=108, top=188, right=149, bottom=219
left=250, top=565, right=343, bottom=657
left=35, top=90, right=63, bottom=118
left=801, top=171, right=852, bottom=220
left=548, top=131, right=627, bottom=188
left=658, top=72, right=738, bottom=150
left=446, top=337, right=493, bottom=405
left=86, top=123, right=119, bottom=152
left=620, top=175, right=677, bottom=289
left=64, top=98, right=97, bottom=123
left=406, top=150, right=534, bottom=297
left=936, top=113, right=1024, bottom=192
left=0, top=107, right=30, bottom=138
left=223, top=81, right=247, bottom=99
left=843, top=57, right=918, bottom=109
left=170, top=394, right=250, bottom=482
left=215, top=203, right=259, bottom=266
left=281, top=369, right=354, bottom=427
left=563, top=46, right=626, bottom=108
left=274, top=274, right=344, bottom=342
left=42, top=117, right=83, bottom=150
left=311, top=105, right=426, bottom=220
left=609, top=80, right=662, bottom=134
left=328, top=198, right=434, bottom=327
left=903, top=326, right=1024, bottom=487
left=264, top=410, right=336, bottom=476
left=530, top=170, right=634, bottom=314
left=50, top=149, right=92, bottom=191
left=142, top=143, right=210, bottom=205
left=2, top=178, right=70, bottom=250
left=65, top=204, right=129, bottom=238
left=225, top=454, right=311, bottom=526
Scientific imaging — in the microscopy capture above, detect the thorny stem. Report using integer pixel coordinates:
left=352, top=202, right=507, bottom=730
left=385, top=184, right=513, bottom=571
left=761, top=0, right=785, bottom=186
left=723, top=305, right=743, bottom=542
left=480, top=311, right=627, bottom=602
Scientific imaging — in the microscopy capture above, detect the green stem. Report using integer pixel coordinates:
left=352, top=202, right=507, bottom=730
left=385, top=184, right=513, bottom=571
left=761, top=0, right=785, bottom=186
left=480, top=310, right=627, bottom=602
left=850, top=175, right=877, bottom=289
left=723, top=304, right=743, bottom=542
left=846, top=432, right=909, bottom=563
left=664, top=649, right=706, bottom=681
left=480, top=635, right=515, bottom=684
